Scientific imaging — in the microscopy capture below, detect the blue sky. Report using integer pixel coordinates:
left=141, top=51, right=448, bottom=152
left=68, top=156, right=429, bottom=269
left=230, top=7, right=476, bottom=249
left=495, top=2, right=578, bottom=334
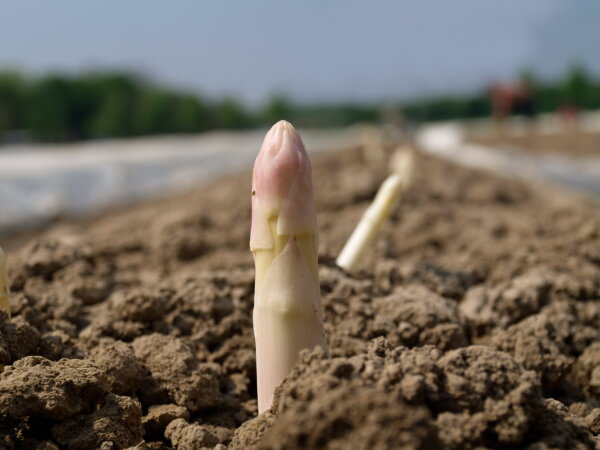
left=0, top=1, right=598, bottom=105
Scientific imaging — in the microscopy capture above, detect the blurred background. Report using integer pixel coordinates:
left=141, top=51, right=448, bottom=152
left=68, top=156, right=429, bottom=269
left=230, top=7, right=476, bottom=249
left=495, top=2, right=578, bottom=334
left=1, top=0, right=599, bottom=234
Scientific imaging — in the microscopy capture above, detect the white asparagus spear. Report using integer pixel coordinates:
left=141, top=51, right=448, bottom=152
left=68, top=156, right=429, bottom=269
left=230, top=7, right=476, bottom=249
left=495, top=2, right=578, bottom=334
left=336, top=149, right=414, bottom=273
left=0, top=247, right=10, bottom=316
left=251, top=120, right=326, bottom=413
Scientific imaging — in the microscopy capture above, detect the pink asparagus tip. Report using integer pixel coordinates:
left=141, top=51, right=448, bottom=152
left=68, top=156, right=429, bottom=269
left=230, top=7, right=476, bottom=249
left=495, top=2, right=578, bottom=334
left=253, top=121, right=309, bottom=208
left=250, top=121, right=317, bottom=250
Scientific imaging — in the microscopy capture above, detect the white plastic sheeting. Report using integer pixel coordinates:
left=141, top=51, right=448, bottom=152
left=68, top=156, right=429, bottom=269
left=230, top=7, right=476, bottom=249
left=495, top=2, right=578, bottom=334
left=0, top=128, right=359, bottom=233
left=417, top=123, right=600, bottom=197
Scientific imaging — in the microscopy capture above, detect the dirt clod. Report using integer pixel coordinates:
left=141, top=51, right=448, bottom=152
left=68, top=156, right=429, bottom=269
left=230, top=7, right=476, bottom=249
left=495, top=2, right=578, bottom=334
left=164, top=418, right=219, bottom=450
left=0, top=356, right=108, bottom=420
left=132, top=333, right=221, bottom=411
left=52, top=393, right=143, bottom=450
left=143, top=404, right=190, bottom=437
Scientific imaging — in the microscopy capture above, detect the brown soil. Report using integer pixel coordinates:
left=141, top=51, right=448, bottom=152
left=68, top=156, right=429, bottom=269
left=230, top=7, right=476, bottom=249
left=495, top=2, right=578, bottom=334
left=468, top=130, right=600, bottom=157
left=1, top=142, right=599, bottom=449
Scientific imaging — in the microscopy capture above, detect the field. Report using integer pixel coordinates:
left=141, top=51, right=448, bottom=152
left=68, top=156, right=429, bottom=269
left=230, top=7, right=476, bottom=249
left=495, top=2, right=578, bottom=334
left=1, top=139, right=599, bottom=449
left=468, top=129, right=600, bottom=157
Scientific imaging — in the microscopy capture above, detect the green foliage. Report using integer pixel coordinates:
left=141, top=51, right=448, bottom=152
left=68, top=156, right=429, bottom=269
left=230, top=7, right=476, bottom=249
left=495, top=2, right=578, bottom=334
left=560, top=65, right=592, bottom=108
left=401, top=65, right=600, bottom=122
left=170, top=95, right=210, bottom=133
left=0, top=71, right=219, bottom=142
left=212, top=98, right=251, bottom=129
left=0, top=71, right=26, bottom=133
left=260, top=94, right=294, bottom=124
left=0, top=65, right=599, bottom=144
left=27, top=76, right=73, bottom=141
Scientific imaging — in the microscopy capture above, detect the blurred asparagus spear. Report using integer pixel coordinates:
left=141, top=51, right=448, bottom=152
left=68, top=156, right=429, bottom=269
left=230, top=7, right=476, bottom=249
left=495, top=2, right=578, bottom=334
left=0, top=247, right=9, bottom=316
left=251, top=120, right=326, bottom=413
left=360, top=125, right=387, bottom=172
left=336, top=148, right=414, bottom=273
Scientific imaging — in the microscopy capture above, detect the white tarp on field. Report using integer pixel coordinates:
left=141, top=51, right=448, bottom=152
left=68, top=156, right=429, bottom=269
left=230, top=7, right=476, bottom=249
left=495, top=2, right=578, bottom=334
left=0, top=128, right=359, bottom=234
left=417, top=123, right=600, bottom=198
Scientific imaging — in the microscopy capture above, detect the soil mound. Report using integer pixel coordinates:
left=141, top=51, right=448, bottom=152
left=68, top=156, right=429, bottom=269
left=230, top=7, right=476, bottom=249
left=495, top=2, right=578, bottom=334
left=2, top=144, right=599, bottom=449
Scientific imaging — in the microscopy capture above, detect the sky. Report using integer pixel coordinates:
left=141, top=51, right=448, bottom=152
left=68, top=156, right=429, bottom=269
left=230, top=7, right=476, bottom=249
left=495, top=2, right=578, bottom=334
left=0, top=1, right=598, bottom=106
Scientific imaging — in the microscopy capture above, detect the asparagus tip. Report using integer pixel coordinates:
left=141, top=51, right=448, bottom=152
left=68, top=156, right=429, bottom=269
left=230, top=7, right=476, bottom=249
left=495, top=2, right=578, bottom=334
left=251, top=121, right=315, bottom=250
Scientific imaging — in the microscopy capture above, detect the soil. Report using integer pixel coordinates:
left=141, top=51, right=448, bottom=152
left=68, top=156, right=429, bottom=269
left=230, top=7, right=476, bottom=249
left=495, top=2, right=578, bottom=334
left=468, top=129, right=600, bottom=157
left=1, top=140, right=599, bottom=449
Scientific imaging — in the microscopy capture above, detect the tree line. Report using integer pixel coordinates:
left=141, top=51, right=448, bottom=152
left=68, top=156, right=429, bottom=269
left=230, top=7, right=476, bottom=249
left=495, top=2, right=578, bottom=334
left=401, top=66, right=600, bottom=123
left=0, top=66, right=599, bottom=143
